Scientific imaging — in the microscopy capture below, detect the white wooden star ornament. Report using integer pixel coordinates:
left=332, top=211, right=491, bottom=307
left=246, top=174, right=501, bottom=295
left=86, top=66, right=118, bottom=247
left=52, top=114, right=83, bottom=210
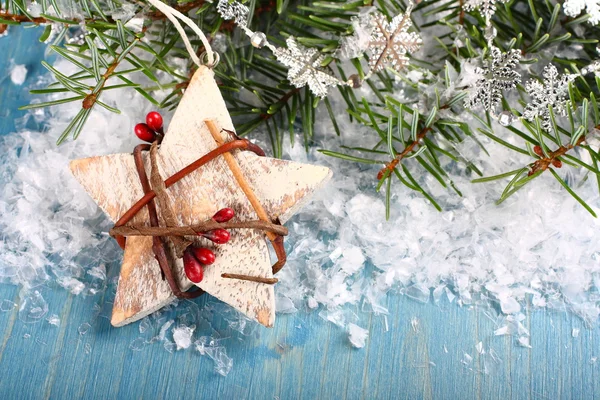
left=69, top=66, right=332, bottom=328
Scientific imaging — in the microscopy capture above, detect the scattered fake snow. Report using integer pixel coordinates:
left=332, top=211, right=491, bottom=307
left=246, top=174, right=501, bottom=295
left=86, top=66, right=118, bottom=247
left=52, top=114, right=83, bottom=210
left=10, top=63, right=27, bottom=85
left=195, top=336, right=233, bottom=377
left=517, top=336, right=532, bottom=349
left=46, top=314, right=60, bottom=326
left=476, top=341, right=484, bottom=354
left=347, top=323, right=369, bottom=348
left=78, top=322, right=91, bottom=335
left=172, top=325, right=195, bottom=350
left=1, top=40, right=600, bottom=375
left=18, top=290, right=48, bottom=323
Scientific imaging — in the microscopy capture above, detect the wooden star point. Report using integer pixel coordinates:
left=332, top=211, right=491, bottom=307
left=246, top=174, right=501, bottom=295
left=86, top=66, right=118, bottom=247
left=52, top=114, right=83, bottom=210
left=69, top=66, right=331, bottom=327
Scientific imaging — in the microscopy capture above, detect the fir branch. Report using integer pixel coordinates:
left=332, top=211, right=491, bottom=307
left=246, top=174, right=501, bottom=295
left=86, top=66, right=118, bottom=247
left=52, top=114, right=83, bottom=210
left=528, top=135, right=585, bottom=176
left=259, top=87, right=301, bottom=120
left=377, top=125, right=432, bottom=180
left=81, top=35, right=143, bottom=111
left=0, top=0, right=207, bottom=25
left=0, top=11, right=47, bottom=24
left=7, top=0, right=600, bottom=216
left=377, top=104, right=450, bottom=180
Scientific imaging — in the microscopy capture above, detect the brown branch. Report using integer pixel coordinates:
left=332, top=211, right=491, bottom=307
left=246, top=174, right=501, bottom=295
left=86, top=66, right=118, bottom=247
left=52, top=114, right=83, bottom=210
left=110, top=220, right=289, bottom=237
left=377, top=104, right=450, bottom=180
left=221, top=273, right=278, bottom=284
left=255, top=0, right=276, bottom=15
left=0, top=0, right=206, bottom=26
left=82, top=35, right=142, bottom=109
left=0, top=12, right=47, bottom=24
left=528, top=135, right=586, bottom=176
left=377, top=127, right=431, bottom=180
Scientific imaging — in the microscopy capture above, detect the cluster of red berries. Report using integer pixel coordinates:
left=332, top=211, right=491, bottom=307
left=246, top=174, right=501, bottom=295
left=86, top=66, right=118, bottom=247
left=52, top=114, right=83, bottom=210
left=134, top=111, right=164, bottom=143
left=183, top=208, right=235, bottom=283
left=533, top=145, right=562, bottom=168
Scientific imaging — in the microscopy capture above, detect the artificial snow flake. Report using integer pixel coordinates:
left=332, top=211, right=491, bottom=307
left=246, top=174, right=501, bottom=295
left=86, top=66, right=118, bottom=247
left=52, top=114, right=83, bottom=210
left=337, top=13, right=375, bottom=60
left=216, top=0, right=249, bottom=26
left=367, top=8, right=422, bottom=73
left=465, top=46, right=521, bottom=111
left=273, top=36, right=341, bottom=98
left=564, top=0, right=600, bottom=25
left=523, top=65, right=573, bottom=131
left=10, top=64, right=27, bottom=86
left=463, top=0, right=510, bottom=20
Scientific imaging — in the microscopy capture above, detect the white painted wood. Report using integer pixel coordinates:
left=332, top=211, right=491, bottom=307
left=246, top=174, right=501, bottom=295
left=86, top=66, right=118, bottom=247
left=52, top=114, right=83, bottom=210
left=69, top=66, right=332, bottom=327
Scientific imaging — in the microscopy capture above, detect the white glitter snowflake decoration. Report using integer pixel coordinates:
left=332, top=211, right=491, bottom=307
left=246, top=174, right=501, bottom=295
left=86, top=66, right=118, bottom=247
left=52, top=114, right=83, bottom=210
left=368, top=7, right=422, bottom=73
left=463, top=0, right=510, bottom=20
left=465, top=46, right=521, bottom=111
left=564, top=0, right=600, bottom=25
left=523, top=65, right=573, bottom=131
left=273, top=37, right=341, bottom=98
left=216, top=0, right=249, bottom=26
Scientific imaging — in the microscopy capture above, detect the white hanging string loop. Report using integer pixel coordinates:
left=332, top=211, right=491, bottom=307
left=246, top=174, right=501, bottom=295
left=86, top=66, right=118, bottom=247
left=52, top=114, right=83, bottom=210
left=146, top=0, right=215, bottom=67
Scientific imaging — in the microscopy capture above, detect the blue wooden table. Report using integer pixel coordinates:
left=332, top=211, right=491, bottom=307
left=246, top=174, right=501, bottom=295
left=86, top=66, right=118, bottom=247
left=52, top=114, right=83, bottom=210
left=1, top=27, right=598, bottom=399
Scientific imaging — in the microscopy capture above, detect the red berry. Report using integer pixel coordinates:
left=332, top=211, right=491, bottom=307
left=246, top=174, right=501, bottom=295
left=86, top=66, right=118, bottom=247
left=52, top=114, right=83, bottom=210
left=212, top=208, right=235, bottom=223
left=202, top=229, right=230, bottom=244
left=192, top=247, right=216, bottom=265
left=146, top=111, right=163, bottom=132
left=134, top=123, right=156, bottom=142
left=183, top=249, right=204, bottom=283
left=552, top=159, right=563, bottom=168
left=533, top=145, right=543, bottom=157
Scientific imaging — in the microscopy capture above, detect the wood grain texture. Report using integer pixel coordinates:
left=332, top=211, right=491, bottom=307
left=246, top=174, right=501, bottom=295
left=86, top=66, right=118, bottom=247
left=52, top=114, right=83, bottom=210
left=1, top=27, right=599, bottom=400
left=0, top=282, right=598, bottom=400
left=69, top=66, right=332, bottom=327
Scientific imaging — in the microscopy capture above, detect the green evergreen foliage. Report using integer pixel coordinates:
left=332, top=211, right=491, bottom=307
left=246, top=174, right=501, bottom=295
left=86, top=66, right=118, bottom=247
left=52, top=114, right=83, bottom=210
left=3, top=0, right=600, bottom=216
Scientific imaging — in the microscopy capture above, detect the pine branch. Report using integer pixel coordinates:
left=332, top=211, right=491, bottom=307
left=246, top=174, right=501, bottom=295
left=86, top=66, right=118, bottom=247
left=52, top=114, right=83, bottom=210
left=377, top=126, right=432, bottom=180
left=6, top=0, right=600, bottom=215
left=0, top=11, right=47, bottom=24
left=528, top=135, right=585, bottom=176
left=0, top=0, right=207, bottom=25
left=377, top=104, right=452, bottom=180
left=259, top=87, right=302, bottom=120
left=80, top=35, right=143, bottom=111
